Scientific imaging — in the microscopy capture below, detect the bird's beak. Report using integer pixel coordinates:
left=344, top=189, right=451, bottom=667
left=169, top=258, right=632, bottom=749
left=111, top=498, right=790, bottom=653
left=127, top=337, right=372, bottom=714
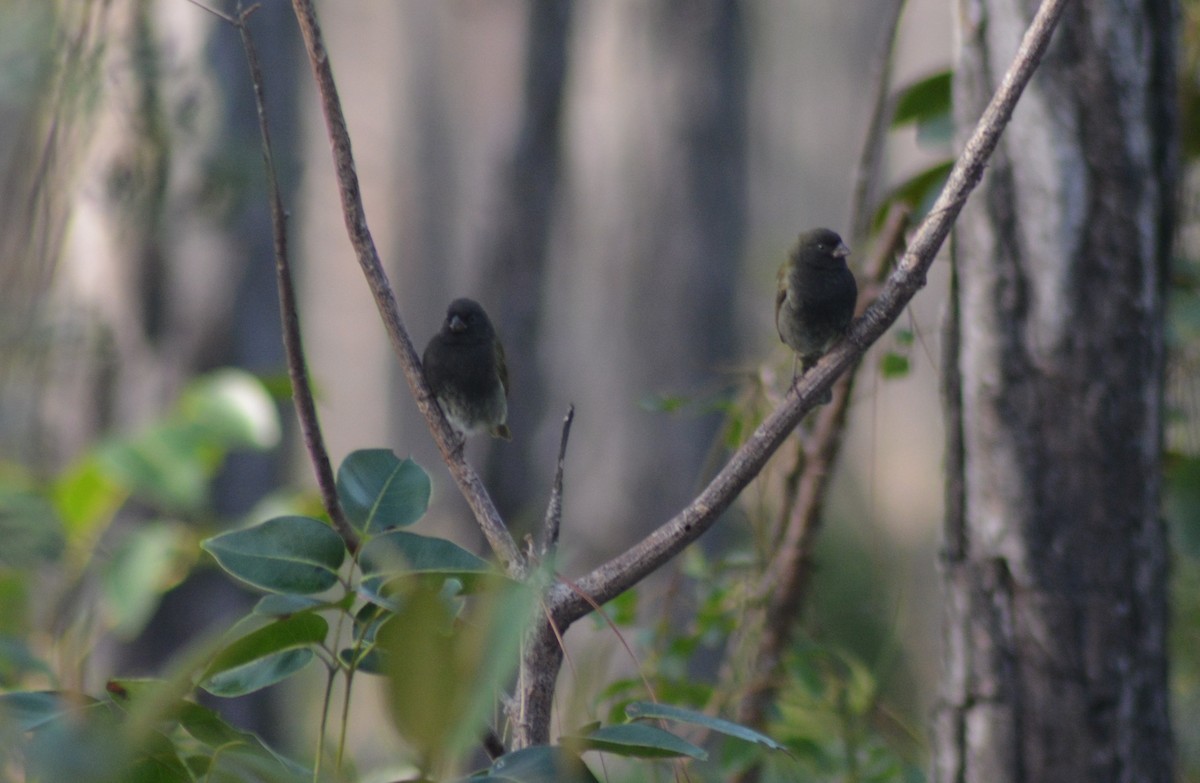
left=834, top=242, right=851, bottom=258
left=449, top=315, right=466, bottom=333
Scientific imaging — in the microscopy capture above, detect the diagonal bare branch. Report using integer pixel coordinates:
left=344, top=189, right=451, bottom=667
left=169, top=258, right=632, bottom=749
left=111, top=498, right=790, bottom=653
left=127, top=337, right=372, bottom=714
left=287, top=0, right=524, bottom=574
left=551, top=0, right=1071, bottom=628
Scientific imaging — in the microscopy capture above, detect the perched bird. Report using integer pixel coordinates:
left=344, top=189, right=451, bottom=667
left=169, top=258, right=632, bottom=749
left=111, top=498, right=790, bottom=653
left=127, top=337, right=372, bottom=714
left=775, top=228, right=857, bottom=403
left=422, top=298, right=512, bottom=441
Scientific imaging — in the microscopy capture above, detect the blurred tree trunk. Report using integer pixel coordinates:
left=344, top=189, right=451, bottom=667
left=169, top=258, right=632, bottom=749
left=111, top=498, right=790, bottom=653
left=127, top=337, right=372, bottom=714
left=935, top=1, right=1178, bottom=781
left=480, top=1, right=572, bottom=532
left=541, top=0, right=748, bottom=555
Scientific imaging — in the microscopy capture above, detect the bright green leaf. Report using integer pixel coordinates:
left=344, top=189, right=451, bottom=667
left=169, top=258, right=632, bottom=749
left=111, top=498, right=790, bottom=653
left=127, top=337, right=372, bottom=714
left=201, top=516, right=345, bottom=594
left=381, top=582, right=532, bottom=768
left=880, top=353, right=911, bottom=379
left=625, top=701, right=789, bottom=752
left=52, top=456, right=127, bottom=539
left=336, top=449, right=430, bottom=533
left=564, top=723, right=707, bottom=760
left=179, top=369, right=280, bottom=451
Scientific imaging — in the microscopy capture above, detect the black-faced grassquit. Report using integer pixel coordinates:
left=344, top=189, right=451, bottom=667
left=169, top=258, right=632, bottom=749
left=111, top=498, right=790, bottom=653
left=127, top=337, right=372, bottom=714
left=422, top=298, right=512, bottom=441
left=776, top=228, right=857, bottom=403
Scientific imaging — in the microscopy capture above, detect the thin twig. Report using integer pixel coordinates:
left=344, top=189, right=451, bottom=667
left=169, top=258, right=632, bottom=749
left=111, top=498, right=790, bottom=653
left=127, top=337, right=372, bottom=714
left=287, top=0, right=523, bottom=574
left=209, top=0, right=360, bottom=551
left=539, top=405, right=575, bottom=559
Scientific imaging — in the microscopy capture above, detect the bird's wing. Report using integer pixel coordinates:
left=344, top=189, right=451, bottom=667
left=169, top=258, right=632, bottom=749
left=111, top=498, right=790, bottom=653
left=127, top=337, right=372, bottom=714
left=494, top=337, right=510, bottom=399
left=774, top=264, right=788, bottom=333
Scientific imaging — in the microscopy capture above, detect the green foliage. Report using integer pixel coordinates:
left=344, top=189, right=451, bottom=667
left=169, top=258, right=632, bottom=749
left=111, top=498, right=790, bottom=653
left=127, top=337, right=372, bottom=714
left=336, top=448, right=431, bottom=533
left=4, top=434, right=782, bottom=781
left=202, top=515, right=347, bottom=594
left=891, top=71, right=952, bottom=147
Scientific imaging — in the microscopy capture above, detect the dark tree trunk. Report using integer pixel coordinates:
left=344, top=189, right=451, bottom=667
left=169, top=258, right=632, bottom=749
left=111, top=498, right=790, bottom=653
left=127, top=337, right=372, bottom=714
left=935, top=1, right=1178, bottom=781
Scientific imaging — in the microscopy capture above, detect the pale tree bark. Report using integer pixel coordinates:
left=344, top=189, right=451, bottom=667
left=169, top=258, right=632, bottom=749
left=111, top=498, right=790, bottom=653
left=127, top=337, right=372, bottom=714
left=936, top=0, right=1178, bottom=781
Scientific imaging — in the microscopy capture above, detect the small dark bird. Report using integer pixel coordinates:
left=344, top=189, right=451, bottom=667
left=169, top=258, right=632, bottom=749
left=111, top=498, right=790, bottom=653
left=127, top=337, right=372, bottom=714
left=422, top=298, right=512, bottom=441
left=776, top=228, right=857, bottom=403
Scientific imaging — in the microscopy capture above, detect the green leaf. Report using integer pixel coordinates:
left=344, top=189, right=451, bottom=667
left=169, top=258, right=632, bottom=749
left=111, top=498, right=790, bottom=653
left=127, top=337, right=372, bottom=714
left=338, top=646, right=386, bottom=674
left=466, top=746, right=600, bottom=783
left=0, top=488, right=64, bottom=568
left=201, top=516, right=345, bottom=594
left=336, top=449, right=431, bottom=533
left=252, top=593, right=331, bottom=617
left=891, top=71, right=951, bottom=128
left=0, top=636, right=54, bottom=685
left=178, top=701, right=315, bottom=780
left=52, top=456, right=127, bottom=539
left=1167, top=454, right=1200, bottom=557
left=360, top=530, right=499, bottom=598
left=381, top=582, right=533, bottom=768
left=892, top=70, right=954, bottom=147
left=879, top=353, right=911, bottom=379
left=178, top=369, right=280, bottom=450
left=102, top=522, right=188, bottom=639
left=0, top=691, right=96, bottom=731
left=625, top=701, right=789, bottom=752
left=564, top=723, right=707, bottom=760
left=876, top=160, right=953, bottom=224
left=94, top=426, right=209, bottom=513
left=200, top=613, right=328, bottom=697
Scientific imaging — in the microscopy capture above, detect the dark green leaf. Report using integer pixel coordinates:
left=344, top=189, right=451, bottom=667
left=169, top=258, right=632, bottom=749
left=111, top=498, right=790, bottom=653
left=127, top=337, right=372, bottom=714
left=336, top=449, right=431, bottom=533
left=201, top=516, right=345, bottom=594
left=564, top=723, right=707, bottom=760
left=1167, top=454, right=1200, bottom=557
left=338, top=646, right=386, bottom=674
left=876, top=160, right=953, bottom=225
left=0, top=691, right=96, bottom=731
left=200, top=613, right=328, bottom=697
left=0, top=489, right=64, bottom=568
left=178, top=702, right=314, bottom=780
left=625, top=701, right=788, bottom=752
left=465, top=746, right=599, bottom=783
left=252, top=593, right=330, bottom=617
left=360, top=530, right=499, bottom=597
left=891, top=71, right=951, bottom=128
